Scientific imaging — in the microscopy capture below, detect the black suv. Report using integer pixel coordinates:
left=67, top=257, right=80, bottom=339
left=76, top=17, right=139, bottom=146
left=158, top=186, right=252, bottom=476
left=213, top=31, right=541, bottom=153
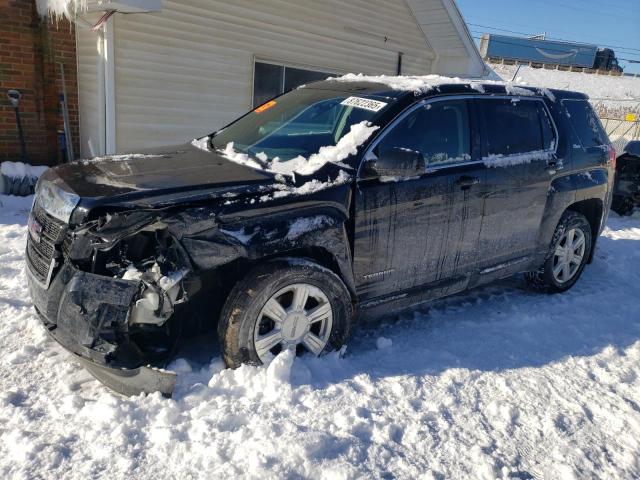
left=26, top=78, right=615, bottom=396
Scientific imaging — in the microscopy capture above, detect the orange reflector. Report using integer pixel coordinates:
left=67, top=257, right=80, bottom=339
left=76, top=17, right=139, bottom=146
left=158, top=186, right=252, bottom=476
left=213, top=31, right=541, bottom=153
left=254, top=100, right=277, bottom=114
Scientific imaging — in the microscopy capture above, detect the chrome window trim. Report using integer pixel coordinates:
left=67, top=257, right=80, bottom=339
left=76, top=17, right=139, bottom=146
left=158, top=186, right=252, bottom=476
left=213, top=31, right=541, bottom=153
left=358, top=93, right=559, bottom=180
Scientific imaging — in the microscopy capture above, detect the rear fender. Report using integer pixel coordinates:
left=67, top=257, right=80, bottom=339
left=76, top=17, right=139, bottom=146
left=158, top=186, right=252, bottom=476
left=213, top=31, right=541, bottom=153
left=536, top=168, right=609, bottom=264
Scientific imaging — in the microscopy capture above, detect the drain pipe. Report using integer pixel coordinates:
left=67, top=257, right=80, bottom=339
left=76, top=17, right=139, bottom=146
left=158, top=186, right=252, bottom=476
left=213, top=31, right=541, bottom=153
left=63, top=6, right=115, bottom=156
left=103, top=16, right=116, bottom=155
left=6, top=90, right=27, bottom=162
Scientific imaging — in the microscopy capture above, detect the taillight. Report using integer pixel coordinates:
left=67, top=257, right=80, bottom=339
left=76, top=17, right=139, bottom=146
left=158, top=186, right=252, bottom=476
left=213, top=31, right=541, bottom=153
left=608, top=146, right=617, bottom=169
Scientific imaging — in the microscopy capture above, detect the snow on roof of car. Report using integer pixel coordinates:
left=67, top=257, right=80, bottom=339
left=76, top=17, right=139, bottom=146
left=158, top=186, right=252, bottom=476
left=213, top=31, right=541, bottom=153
left=329, top=73, right=536, bottom=97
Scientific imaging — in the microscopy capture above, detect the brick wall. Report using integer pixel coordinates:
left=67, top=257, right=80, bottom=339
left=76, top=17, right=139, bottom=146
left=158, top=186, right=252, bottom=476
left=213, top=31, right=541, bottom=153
left=0, top=0, right=79, bottom=166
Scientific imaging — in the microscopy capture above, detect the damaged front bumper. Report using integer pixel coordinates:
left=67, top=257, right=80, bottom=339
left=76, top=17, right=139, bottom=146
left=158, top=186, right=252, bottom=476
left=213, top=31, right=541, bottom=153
left=26, top=260, right=177, bottom=397
left=69, top=354, right=176, bottom=397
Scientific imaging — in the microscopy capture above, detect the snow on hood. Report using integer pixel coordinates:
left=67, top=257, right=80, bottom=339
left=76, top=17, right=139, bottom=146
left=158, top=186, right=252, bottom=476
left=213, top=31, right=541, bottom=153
left=80, top=153, right=163, bottom=166
left=330, top=73, right=535, bottom=97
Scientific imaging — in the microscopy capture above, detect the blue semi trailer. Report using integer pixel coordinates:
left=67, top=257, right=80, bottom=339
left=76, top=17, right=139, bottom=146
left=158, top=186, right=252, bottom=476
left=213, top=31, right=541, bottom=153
left=480, top=34, right=600, bottom=68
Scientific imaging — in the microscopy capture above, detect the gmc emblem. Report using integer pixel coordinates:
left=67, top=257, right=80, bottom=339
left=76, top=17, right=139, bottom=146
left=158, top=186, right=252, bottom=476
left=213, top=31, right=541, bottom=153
left=28, top=214, right=43, bottom=244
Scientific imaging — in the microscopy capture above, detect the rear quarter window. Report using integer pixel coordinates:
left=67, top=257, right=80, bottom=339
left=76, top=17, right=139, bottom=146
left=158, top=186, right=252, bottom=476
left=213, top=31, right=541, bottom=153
left=479, top=98, right=555, bottom=156
left=562, top=99, right=608, bottom=148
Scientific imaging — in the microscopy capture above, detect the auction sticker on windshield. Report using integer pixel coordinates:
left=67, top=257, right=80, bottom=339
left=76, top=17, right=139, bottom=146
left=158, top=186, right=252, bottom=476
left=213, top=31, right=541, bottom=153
left=341, top=96, right=388, bottom=112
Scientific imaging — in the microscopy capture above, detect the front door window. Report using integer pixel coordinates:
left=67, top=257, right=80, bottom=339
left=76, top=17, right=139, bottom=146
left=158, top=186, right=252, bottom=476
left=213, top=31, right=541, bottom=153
left=375, top=100, right=472, bottom=168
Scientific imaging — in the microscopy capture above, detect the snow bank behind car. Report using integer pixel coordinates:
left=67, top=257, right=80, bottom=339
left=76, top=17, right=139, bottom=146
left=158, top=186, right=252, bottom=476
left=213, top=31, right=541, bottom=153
left=0, top=161, right=49, bottom=196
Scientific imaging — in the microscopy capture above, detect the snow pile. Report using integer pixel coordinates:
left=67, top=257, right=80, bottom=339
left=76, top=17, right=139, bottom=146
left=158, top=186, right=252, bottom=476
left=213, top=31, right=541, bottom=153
left=2, top=196, right=640, bottom=478
left=272, top=170, right=353, bottom=199
left=0, top=162, right=48, bottom=180
left=220, top=143, right=265, bottom=171
left=286, top=122, right=379, bottom=175
left=1, top=162, right=48, bottom=196
left=190, top=136, right=210, bottom=152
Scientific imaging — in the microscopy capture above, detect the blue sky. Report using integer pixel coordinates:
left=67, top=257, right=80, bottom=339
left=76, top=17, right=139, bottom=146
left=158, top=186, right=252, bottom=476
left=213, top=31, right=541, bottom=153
left=456, top=0, right=640, bottom=74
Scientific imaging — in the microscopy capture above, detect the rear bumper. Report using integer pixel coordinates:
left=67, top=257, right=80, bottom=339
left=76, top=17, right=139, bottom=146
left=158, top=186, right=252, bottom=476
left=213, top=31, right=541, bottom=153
left=27, top=260, right=176, bottom=397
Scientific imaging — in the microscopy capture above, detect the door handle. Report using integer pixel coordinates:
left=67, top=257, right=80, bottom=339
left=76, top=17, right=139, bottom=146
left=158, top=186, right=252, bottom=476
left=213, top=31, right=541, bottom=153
left=455, top=175, right=480, bottom=190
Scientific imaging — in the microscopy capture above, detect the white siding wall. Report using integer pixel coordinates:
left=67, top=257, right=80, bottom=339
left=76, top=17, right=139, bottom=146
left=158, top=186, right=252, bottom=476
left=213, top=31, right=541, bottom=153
left=76, top=14, right=103, bottom=158
left=110, top=0, right=435, bottom=151
left=406, top=0, right=484, bottom=76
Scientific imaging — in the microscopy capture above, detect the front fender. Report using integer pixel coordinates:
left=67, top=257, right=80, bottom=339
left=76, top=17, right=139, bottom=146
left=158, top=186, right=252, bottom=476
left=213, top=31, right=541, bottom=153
left=164, top=186, right=356, bottom=294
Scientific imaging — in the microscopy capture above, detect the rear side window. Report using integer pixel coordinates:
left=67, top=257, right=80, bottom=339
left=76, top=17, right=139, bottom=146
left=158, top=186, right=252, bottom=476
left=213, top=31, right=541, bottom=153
left=479, top=98, right=555, bottom=156
left=376, top=99, right=471, bottom=166
left=562, top=99, right=608, bottom=148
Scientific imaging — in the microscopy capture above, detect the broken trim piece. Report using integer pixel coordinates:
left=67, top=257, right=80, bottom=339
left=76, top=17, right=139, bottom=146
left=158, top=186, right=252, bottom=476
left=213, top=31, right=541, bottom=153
left=73, top=352, right=177, bottom=397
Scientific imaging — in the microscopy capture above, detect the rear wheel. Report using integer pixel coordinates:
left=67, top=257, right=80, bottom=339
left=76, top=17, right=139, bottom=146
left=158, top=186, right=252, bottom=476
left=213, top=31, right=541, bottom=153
left=218, top=258, right=353, bottom=368
left=525, top=211, right=592, bottom=293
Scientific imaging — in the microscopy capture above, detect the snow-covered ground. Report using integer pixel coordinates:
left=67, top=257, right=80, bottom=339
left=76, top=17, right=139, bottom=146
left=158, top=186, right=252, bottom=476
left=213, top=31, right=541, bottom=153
left=1, top=193, right=639, bottom=479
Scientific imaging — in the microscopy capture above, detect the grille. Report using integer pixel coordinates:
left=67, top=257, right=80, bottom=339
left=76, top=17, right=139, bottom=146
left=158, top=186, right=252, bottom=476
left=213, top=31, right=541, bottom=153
left=26, top=238, right=53, bottom=283
left=26, top=205, right=67, bottom=285
left=32, top=204, right=66, bottom=243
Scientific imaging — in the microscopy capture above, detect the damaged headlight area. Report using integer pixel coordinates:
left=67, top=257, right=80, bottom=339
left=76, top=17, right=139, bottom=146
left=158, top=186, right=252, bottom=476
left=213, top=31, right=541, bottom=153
left=57, top=210, right=197, bottom=377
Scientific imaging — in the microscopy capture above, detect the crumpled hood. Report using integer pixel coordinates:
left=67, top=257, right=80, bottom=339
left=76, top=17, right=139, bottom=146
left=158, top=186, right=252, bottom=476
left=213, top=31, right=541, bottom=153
left=47, top=143, right=276, bottom=205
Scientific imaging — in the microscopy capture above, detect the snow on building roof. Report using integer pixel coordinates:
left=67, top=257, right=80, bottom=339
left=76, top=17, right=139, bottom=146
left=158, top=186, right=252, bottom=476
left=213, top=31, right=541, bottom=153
left=37, top=0, right=160, bottom=17
left=36, top=0, right=83, bottom=17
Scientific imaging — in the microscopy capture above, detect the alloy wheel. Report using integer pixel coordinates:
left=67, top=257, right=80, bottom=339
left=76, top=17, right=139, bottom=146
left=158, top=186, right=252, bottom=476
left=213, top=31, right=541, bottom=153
left=552, top=228, right=586, bottom=284
left=253, top=283, right=333, bottom=362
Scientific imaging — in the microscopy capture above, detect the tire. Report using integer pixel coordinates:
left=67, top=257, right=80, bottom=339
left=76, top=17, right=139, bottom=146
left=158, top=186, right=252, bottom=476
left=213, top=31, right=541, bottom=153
left=611, top=196, right=635, bottom=216
left=218, top=258, right=354, bottom=369
left=525, top=210, right=593, bottom=293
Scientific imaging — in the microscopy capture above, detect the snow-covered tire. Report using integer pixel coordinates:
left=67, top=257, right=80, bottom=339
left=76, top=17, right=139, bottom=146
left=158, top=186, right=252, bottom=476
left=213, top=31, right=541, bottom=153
left=525, top=210, right=592, bottom=293
left=611, top=196, right=635, bottom=216
left=218, top=258, right=354, bottom=369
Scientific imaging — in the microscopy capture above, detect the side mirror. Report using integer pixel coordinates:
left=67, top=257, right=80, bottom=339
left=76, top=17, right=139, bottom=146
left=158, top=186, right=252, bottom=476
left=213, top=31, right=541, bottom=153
left=366, top=147, right=425, bottom=178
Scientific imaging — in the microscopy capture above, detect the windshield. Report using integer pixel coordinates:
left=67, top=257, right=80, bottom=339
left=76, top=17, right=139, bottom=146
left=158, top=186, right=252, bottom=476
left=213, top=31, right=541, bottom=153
left=211, top=88, right=392, bottom=164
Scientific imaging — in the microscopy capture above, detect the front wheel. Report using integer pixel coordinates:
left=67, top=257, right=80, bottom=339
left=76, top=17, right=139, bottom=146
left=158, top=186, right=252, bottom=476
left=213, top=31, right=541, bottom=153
left=218, top=258, right=354, bottom=368
left=525, top=211, right=592, bottom=293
